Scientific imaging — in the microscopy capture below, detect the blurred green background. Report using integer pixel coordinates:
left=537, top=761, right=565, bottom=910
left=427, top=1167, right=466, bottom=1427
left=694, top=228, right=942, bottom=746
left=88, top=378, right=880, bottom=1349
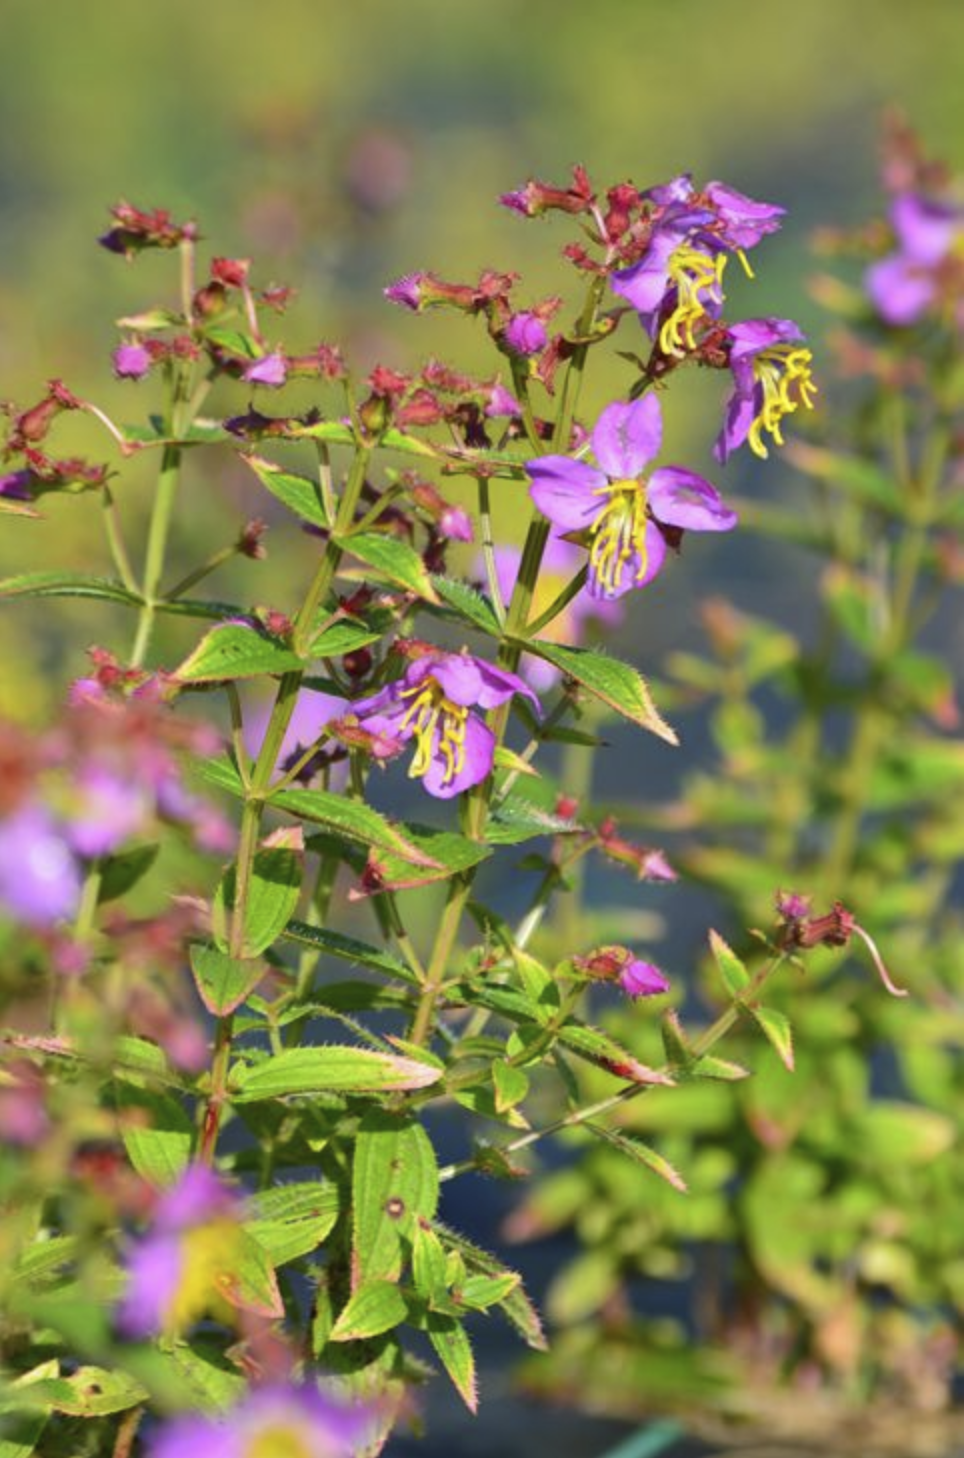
left=2, top=0, right=963, bottom=716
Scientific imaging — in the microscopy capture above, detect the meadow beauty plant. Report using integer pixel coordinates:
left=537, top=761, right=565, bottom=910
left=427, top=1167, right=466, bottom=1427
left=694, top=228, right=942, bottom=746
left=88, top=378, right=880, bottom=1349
left=2, top=146, right=935, bottom=1458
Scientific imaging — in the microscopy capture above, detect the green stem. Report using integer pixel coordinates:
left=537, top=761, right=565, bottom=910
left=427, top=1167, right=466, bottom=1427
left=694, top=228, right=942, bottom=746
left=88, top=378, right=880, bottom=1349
left=101, top=486, right=138, bottom=594
left=130, top=442, right=182, bottom=668
left=438, top=953, right=789, bottom=1182
left=476, top=475, right=506, bottom=626
left=409, top=879, right=471, bottom=1046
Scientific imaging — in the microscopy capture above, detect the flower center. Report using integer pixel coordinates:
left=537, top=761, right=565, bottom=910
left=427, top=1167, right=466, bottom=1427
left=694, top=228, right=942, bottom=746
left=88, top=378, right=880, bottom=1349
left=589, top=480, right=649, bottom=596
left=747, top=345, right=817, bottom=458
left=398, top=676, right=469, bottom=786
left=660, top=244, right=727, bottom=356
left=246, top=1425, right=314, bottom=1458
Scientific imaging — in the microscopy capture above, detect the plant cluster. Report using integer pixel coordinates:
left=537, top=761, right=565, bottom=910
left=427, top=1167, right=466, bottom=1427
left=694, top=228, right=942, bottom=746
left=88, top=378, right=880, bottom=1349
left=0, top=143, right=926, bottom=1458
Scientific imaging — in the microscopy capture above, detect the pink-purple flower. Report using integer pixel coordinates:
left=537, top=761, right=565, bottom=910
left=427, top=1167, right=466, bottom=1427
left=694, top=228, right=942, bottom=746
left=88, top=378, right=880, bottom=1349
left=0, top=803, right=82, bottom=927
left=504, top=311, right=548, bottom=357
left=714, top=318, right=817, bottom=463
left=865, top=191, right=964, bottom=327
left=146, top=1382, right=371, bottom=1458
left=243, top=351, right=288, bottom=387
left=113, top=341, right=153, bottom=380
left=352, top=649, right=539, bottom=799
left=611, top=176, right=785, bottom=356
left=117, top=1165, right=243, bottom=1338
left=526, top=395, right=737, bottom=601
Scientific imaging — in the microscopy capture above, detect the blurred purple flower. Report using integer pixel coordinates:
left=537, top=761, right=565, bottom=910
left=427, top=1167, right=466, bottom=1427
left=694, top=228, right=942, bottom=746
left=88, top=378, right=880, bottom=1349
left=244, top=688, right=346, bottom=783
left=243, top=351, right=288, bottom=387
left=146, top=1383, right=371, bottom=1458
left=0, top=804, right=81, bottom=927
left=113, top=342, right=153, bottom=380
left=484, top=381, right=522, bottom=418
left=865, top=192, right=964, bottom=326
left=67, top=765, right=151, bottom=858
left=353, top=650, right=538, bottom=799
left=527, top=395, right=736, bottom=600
left=488, top=536, right=621, bottom=691
left=118, top=1165, right=241, bottom=1338
left=714, top=317, right=817, bottom=462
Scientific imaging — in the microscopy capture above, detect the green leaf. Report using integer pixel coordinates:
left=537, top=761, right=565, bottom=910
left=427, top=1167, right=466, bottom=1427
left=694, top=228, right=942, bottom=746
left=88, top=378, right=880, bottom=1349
left=0, top=1409, right=50, bottom=1456
left=689, top=1054, right=751, bottom=1081
left=338, top=530, right=439, bottom=602
left=231, top=1047, right=444, bottom=1100
left=458, top=1273, right=521, bottom=1310
left=123, top=416, right=232, bottom=448
left=329, top=1279, right=409, bottom=1342
left=242, top=454, right=330, bottom=527
left=585, top=1123, right=688, bottom=1191
left=492, top=1061, right=529, bottom=1114
left=270, top=787, right=439, bottom=868
left=0, top=571, right=142, bottom=607
left=189, top=942, right=265, bottom=1015
left=245, top=1186, right=340, bottom=1266
left=281, top=920, right=418, bottom=984
left=748, top=1004, right=795, bottom=1071
left=96, top=843, right=160, bottom=904
left=558, top=1024, right=674, bottom=1086
left=521, top=642, right=678, bottom=742
left=307, top=617, right=388, bottom=658
left=487, top=795, right=581, bottom=845
left=356, top=822, right=490, bottom=894
left=225, top=1229, right=284, bottom=1318
left=425, top=1315, right=477, bottom=1412
left=708, top=928, right=751, bottom=998
left=411, top=1222, right=450, bottom=1305
left=122, top=1340, right=246, bottom=1413
left=34, top=1366, right=148, bottom=1418
left=118, top=1087, right=193, bottom=1187
left=176, top=621, right=306, bottom=682
left=352, top=1112, right=439, bottom=1286
left=786, top=442, right=903, bottom=513
left=434, top=1222, right=546, bottom=1350
left=213, top=845, right=302, bottom=958
left=429, top=576, right=501, bottom=635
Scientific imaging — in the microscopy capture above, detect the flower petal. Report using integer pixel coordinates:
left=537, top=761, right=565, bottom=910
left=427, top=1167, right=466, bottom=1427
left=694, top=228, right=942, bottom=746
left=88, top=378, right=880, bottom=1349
left=421, top=714, right=493, bottom=799
left=649, top=467, right=738, bottom=532
left=474, top=659, right=541, bottom=713
left=430, top=653, right=484, bottom=707
left=591, top=396, right=662, bottom=479
left=528, top=456, right=607, bottom=531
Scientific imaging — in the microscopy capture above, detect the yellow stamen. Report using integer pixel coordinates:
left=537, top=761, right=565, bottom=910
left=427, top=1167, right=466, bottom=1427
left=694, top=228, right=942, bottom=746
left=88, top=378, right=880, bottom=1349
left=659, top=244, right=727, bottom=357
left=589, top=479, right=649, bottom=597
left=166, top=1219, right=241, bottom=1333
left=399, top=677, right=469, bottom=786
left=746, top=345, right=817, bottom=459
left=247, top=1427, right=313, bottom=1458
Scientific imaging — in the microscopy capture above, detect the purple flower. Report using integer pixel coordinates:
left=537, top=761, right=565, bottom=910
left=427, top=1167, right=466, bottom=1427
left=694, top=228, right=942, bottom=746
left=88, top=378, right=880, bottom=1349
left=504, top=311, right=548, bottom=357
left=384, top=271, right=425, bottom=310
left=489, top=536, right=621, bottom=690
left=619, top=957, right=671, bottom=999
left=439, top=504, right=473, bottom=542
left=484, top=381, right=522, bottom=418
left=0, top=804, right=81, bottom=927
left=146, top=1383, right=371, bottom=1458
left=714, top=318, right=817, bottom=463
left=527, top=395, right=737, bottom=600
left=0, top=469, right=36, bottom=501
left=702, top=180, right=785, bottom=250
left=611, top=221, right=726, bottom=355
left=353, top=650, right=539, bottom=799
left=118, top=1165, right=243, bottom=1338
left=112, top=341, right=153, bottom=380
left=611, top=178, right=784, bottom=355
left=865, top=192, right=964, bottom=326
left=67, top=765, right=151, bottom=858
left=243, top=351, right=288, bottom=387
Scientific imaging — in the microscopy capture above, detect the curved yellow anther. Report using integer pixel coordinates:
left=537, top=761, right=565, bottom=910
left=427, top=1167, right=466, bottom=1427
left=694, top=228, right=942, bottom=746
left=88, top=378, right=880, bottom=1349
left=399, top=678, right=469, bottom=785
left=746, top=345, right=817, bottom=459
left=659, top=245, right=727, bottom=357
left=589, top=479, right=649, bottom=596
